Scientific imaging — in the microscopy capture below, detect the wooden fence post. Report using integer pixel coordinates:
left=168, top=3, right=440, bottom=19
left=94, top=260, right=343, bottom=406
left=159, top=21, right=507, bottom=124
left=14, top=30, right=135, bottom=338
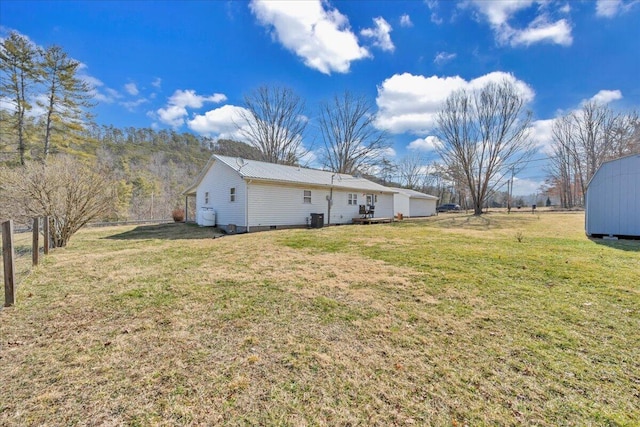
left=43, top=216, right=50, bottom=255
left=2, top=220, right=16, bottom=307
left=32, top=217, right=40, bottom=266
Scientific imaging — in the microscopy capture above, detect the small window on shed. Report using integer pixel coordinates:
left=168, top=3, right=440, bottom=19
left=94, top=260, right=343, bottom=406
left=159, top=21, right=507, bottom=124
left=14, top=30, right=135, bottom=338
left=303, top=190, right=312, bottom=204
left=230, top=187, right=236, bottom=202
left=205, top=192, right=209, bottom=204
left=348, top=193, right=357, bottom=205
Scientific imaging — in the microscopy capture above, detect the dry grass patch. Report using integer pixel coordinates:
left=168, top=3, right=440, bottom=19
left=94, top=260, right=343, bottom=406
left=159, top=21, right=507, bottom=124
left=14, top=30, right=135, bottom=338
left=1, top=214, right=639, bottom=426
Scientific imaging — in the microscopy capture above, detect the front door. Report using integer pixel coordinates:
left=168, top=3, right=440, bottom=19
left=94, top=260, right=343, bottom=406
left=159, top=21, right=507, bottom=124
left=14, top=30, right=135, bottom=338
left=366, top=194, right=377, bottom=207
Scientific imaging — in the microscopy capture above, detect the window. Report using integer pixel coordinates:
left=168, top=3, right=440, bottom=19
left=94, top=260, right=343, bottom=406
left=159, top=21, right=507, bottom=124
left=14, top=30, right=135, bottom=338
left=230, top=187, right=236, bottom=202
left=303, top=190, right=311, bottom=204
left=348, top=193, right=357, bottom=205
left=205, top=192, right=209, bottom=204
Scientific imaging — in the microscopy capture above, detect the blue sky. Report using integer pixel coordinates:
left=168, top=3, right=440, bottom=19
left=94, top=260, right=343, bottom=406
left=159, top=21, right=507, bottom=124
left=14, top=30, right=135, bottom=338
left=2, top=0, right=639, bottom=195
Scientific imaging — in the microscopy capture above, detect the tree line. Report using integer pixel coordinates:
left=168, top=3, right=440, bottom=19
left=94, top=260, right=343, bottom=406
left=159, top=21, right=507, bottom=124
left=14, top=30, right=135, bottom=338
left=545, top=102, right=639, bottom=208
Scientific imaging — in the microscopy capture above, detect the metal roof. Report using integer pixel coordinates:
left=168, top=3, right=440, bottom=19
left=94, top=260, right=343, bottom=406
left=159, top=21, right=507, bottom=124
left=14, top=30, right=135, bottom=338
left=184, top=155, right=397, bottom=195
left=388, top=187, right=439, bottom=200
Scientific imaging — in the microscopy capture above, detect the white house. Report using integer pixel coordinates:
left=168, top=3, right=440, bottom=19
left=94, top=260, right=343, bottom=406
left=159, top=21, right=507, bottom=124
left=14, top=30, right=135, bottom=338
left=585, top=153, right=640, bottom=238
left=184, top=155, right=397, bottom=233
left=390, top=187, right=438, bottom=218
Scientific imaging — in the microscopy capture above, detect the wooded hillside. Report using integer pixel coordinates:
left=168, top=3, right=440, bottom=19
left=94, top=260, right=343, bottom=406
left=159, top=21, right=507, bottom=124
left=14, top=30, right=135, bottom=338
left=0, top=109, right=263, bottom=221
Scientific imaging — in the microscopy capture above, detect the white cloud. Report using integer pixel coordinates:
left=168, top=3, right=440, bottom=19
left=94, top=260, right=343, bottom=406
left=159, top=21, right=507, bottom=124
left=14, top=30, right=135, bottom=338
left=124, top=82, right=139, bottom=96
left=151, top=77, right=162, bottom=89
left=510, top=17, right=572, bottom=47
left=470, top=0, right=535, bottom=27
left=76, top=63, right=121, bottom=104
left=512, top=177, right=545, bottom=196
left=169, top=89, right=226, bottom=109
left=426, top=0, right=443, bottom=24
left=400, top=14, right=413, bottom=27
left=469, top=0, right=573, bottom=47
left=596, top=0, right=619, bottom=17
left=375, top=71, right=534, bottom=134
left=187, top=104, right=249, bottom=138
left=120, top=98, right=148, bottom=112
left=594, top=0, right=638, bottom=17
left=249, top=0, right=370, bottom=74
left=156, top=89, right=227, bottom=128
left=157, top=105, right=188, bottom=128
left=434, top=51, right=456, bottom=65
left=408, top=135, right=442, bottom=151
left=361, top=17, right=395, bottom=52
left=529, top=119, right=556, bottom=154
left=589, top=89, right=623, bottom=105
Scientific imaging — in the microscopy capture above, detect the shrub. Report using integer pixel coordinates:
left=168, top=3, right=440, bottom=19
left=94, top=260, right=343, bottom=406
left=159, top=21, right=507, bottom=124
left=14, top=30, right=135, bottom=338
left=172, top=208, right=185, bottom=222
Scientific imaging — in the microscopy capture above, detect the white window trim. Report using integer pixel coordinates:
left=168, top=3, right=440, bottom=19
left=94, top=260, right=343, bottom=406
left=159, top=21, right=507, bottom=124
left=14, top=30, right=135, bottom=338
left=303, top=190, right=312, bottom=204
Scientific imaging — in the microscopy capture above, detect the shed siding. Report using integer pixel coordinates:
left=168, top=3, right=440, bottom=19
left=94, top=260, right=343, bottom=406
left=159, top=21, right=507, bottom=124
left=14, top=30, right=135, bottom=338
left=586, top=154, right=640, bottom=237
left=196, top=160, right=247, bottom=228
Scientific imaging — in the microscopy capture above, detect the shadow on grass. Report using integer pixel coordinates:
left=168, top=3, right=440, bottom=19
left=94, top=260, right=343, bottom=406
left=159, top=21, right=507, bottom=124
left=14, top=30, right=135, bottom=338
left=105, top=223, right=225, bottom=241
left=589, top=237, right=640, bottom=252
left=425, top=212, right=537, bottom=231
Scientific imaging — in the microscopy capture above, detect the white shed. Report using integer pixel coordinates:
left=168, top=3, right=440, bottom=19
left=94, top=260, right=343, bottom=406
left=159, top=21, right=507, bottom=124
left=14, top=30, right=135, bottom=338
left=183, top=155, right=397, bottom=233
left=585, top=154, right=640, bottom=238
left=389, top=187, right=438, bottom=218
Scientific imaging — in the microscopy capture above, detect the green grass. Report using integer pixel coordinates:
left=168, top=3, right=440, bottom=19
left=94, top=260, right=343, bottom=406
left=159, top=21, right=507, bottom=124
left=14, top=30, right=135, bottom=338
left=1, top=213, right=639, bottom=426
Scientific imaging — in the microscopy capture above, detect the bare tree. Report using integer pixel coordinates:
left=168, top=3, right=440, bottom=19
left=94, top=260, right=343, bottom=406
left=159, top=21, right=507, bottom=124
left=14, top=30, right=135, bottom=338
left=0, top=32, right=38, bottom=165
left=397, top=155, right=424, bottom=189
left=318, top=91, right=390, bottom=174
left=609, top=110, right=640, bottom=158
left=547, top=102, right=637, bottom=207
left=238, top=85, right=307, bottom=165
left=435, top=80, right=534, bottom=215
left=0, top=155, right=117, bottom=247
left=549, top=114, right=579, bottom=207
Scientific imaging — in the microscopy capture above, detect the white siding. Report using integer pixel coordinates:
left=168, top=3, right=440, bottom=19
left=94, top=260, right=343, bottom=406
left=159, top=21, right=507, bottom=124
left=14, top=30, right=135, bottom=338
left=586, top=154, right=640, bottom=237
left=394, top=194, right=410, bottom=217
left=370, top=192, right=394, bottom=218
left=196, top=160, right=247, bottom=227
left=409, top=198, right=437, bottom=217
left=248, top=182, right=329, bottom=227
left=246, top=183, right=395, bottom=227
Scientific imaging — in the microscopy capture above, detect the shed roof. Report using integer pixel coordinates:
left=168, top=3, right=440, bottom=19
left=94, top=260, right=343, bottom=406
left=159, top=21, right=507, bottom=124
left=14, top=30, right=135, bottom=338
left=184, top=155, right=397, bottom=195
left=586, top=153, right=640, bottom=190
left=389, top=187, right=439, bottom=200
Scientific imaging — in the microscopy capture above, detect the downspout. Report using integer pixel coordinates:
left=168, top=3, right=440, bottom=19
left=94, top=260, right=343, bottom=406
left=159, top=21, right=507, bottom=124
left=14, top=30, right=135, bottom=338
left=245, top=179, right=251, bottom=233
left=327, top=186, right=332, bottom=226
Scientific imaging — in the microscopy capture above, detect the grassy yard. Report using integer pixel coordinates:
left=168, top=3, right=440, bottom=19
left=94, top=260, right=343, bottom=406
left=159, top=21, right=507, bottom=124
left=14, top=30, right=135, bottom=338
left=1, top=212, right=638, bottom=426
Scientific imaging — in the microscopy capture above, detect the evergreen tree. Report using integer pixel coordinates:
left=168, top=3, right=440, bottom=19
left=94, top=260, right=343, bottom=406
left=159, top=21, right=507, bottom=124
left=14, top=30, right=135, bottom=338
left=0, top=32, right=39, bottom=164
left=38, top=45, right=94, bottom=159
